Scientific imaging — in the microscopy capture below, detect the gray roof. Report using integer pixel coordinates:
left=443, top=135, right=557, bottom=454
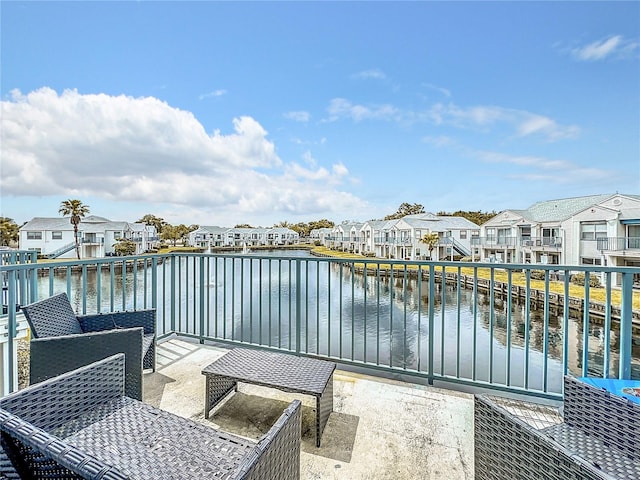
left=20, top=217, right=136, bottom=233
left=519, top=194, right=640, bottom=223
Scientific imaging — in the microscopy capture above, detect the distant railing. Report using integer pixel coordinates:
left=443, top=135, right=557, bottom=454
left=1, top=252, right=638, bottom=400
left=597, top=237, right=640, bottom=251
left=471, top=236, right=518, bottom=247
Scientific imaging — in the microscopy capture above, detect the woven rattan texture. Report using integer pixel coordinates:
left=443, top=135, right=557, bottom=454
left=563, top=375, right=640, bottom=462
left=202, top=348, right=336, bottom=395
left=474, top=395, right=612, bottom=480
left=203, top=348, right=335, bottom=447
left=21, top=292, right=83, bottom=337
left=0, top=354, right=301, bottom=480
left=21, top=293, right=157, bottom=400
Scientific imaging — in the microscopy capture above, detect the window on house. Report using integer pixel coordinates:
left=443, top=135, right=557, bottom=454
left=460, top=231, right=467, bottom=239
left=114, top=232, right=122, bottom=240
left=52, top=231, right=62, bottom=240
left=27, top=232, right=42, bottom=240
left=580, top=223, right=607, bottom=240
left=581, top=257, right=602, bottom=266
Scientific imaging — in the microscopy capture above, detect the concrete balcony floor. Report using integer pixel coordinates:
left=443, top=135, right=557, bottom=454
left=145, top=338, right=475, bottom=480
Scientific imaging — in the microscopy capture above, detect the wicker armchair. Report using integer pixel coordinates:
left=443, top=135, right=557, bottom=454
left=475, top=375, right=640, bottom=479
left=21, top=292, right=156, bottom=400
left=0, top=354, right=302, bottom=479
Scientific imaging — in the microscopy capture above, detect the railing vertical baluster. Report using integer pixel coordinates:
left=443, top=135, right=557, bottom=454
left=440, top=265, right=446, bottom=375
left=352, top=263, right=355, bottom=362
left=489, top=268, right=495, bottom=384
left=6, top=270, right=17, bottom=394
left=170, top=255, right=176, bottom=334
left=619, top=271, right=633, bottom=380
left=456, top=266, right=461, bottom=379
left=240, top=257, right=244, bottom=343
left=339, top=263, right=343, bottom=359
left=472, top=267, right=478, bottom=382
left=506, top=269, right=512, bottom=386
left=199, top=255, right=205, bottom=343
left=581, top=272, right=590, bottom=377
left=428, top=264, right=435, bottom=384
left=81, top=265, right=88, bottom=314
left=296, top=259, right=301, bottom=355
left=603, top=272, right=612, bottom=378
left=403, top=265, right=407, bottom=370
left=543, top=271, right=550, bottom=392
left=525, top=270, right=531, bottom=389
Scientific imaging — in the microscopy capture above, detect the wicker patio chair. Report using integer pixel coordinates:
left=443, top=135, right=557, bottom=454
left=0, top=354, right=301, bottom=480
left=474, top=375, right=640, bottom=480
left=20, top=292, right=156, bottom=400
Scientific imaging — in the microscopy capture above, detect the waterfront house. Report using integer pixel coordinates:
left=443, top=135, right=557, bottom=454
left=188, top=226, right=300, bottom=250
left=476, top=193, right=640, bottom=285
left=325, top=214, right=479, bottom=261
left=19, top=216, right=158, bottom=258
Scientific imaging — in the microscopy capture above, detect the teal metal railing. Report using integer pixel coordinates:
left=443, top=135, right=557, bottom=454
left=1, top=251, right=638, bottom=399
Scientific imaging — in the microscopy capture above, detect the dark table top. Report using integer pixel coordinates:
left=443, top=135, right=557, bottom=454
left=202, top=348, right=336, bottom=396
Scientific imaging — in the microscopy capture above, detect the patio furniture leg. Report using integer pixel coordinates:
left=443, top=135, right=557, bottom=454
left=205, top=374, right=237, bottom=419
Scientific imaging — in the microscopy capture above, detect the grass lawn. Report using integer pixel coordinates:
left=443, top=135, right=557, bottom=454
left=310, top=247, right=640, bottom=311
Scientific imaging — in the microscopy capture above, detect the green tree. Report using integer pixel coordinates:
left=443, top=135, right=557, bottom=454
left=384, top=202, right=425, bottom=220
left=160, top=224, right=194, bottom=246
left=437, top=210, right=497, bottom=226
left=308, top=219, right=335, bottom=231
left=59, top=199, right=90, bottom=260
left=420, top=232, right=440, bottom=259
left=234, top=224, right=253, bottom=228
left=137, top=214, right=167, bottom=234
left=113, top=238, right=137, bottom=256
left=0, top=217, right=20, bottom=247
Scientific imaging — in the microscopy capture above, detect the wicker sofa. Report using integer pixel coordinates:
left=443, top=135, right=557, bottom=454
left=0, top=353, right=302, bottom=479
left=21, top=292, right=156, bottom=400
left=475, top=375, right=640, bottom=480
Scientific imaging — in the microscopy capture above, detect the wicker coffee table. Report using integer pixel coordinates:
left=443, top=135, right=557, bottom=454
left=202, top=348, right=336, bottom=447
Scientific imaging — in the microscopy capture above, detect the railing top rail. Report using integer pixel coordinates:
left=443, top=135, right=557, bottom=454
left=2, top=251, right=639, bottom=275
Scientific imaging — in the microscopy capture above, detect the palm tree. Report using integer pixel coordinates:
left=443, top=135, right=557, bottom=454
left=420, top=232, right=440, bottom=260
left=59, top=199, right=90, bottom=260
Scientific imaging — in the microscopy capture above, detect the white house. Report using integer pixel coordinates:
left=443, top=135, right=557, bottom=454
left=476, top=193, right=640, bottom=284
left=19, top=216, right=159, bottom=258
left=188, top=226, right=300, bottom=250
left=323, top=214, right=479, bottom=261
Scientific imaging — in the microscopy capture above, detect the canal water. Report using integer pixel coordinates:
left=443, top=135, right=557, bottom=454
left=39, top=250, right=640, bottom=394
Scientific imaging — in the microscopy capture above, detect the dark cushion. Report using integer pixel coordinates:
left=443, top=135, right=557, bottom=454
left=21, top=293, right=83, bottom=338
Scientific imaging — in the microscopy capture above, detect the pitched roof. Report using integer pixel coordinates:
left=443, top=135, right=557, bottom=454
left=524, top=194, right=618, bottom=222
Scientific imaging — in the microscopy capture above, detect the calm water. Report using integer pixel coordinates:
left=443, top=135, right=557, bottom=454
left=39, top=250, right=639, bottom=394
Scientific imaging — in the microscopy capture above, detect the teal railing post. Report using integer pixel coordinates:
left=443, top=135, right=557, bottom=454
left=295, top=258, right=302, bottom=355
left=428, top=263, right=435, bottom=385
left=6, top=270, right=17, bottom=394
left=199, top=255, right=205, bottom=344
left=170, top=255, right=177, bottom=333
left=618, top=271, right=633, bottom=379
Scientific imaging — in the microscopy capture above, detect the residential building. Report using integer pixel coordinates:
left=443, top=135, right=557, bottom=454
left=476, top=193, right=640, bottom=284
left=323, top=214, right=480, bottom=261
left=19, top=216, right=159, bottom=258
left=188, top=226, right=300, bottom=250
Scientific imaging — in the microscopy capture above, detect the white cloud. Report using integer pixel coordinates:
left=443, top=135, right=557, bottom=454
left=427, top=103, right=580, bottom=141
left=198, top=89, right=227, bottom=100
left=476, top=150, right=614, bottom=183
left=1, top=87, right=367, bottom=223
left=571, top=35, right=638, bottom=61
left=422, top=83, right=451, bottom=98
left=351, top=69, right=387, bottom=80
left=326, top=98, right=399, bottom=122
left=284, top=111, right=311, bottom=122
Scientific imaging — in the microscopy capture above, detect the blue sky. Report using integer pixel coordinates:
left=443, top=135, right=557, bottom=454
left=1, top=1, right=639, bottom=228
